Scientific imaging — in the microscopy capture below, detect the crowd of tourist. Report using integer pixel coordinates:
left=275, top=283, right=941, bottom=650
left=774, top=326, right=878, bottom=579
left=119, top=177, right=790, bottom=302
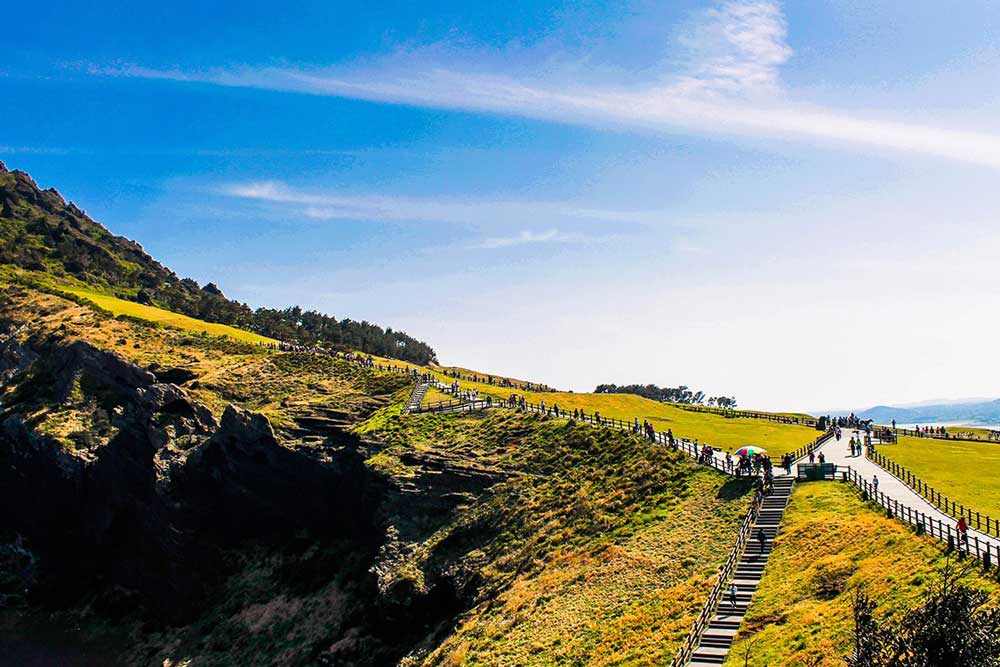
left=438, top=368, right=554, bottom=392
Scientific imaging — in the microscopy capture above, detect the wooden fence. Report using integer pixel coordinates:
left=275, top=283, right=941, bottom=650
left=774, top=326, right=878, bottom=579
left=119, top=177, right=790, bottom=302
left=835, top=466, right=1000, bottom=566
left=671, top=403, right=820, bottom=428
left=880, top=425, right=1000, bottom=444
left=669, top=490, right=764, bottom=667
left=868, top=450, right=1000, bottom=538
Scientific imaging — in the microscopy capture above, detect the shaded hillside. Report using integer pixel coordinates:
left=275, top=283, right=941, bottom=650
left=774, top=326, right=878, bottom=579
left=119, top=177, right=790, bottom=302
left=0, top=161, right=436, bottom=363
left=0, top=283, right=753, bottom=666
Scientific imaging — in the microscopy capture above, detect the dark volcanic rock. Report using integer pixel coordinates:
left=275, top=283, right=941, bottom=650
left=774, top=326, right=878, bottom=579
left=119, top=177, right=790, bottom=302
left=0, top=336, right=387, bottom=623
left=174, top=405, right=385, bottom=541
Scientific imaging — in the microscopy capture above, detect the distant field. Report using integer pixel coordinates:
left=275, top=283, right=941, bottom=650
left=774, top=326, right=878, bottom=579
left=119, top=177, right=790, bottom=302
left=724, top=482, right=1000, bottom=667
left=877, top=435, right=1000, bottom=518
left=63, top=287, right=280, bottom=346
left=527, top=391, right=819, bottom=455
left=423, top=369, right=818, bottom=455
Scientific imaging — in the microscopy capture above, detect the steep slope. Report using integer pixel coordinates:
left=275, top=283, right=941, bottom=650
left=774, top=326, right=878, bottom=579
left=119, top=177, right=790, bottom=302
left=0, top=161, right=436, bottom=362
left=0, top=283, right=754, bottom=666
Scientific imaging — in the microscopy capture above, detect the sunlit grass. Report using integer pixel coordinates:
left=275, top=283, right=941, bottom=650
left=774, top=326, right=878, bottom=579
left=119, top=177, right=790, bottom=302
left=421, top=385, right=453, bottom=406
left=362, top=410, right=755, bottom=667
left=62, top=286, right=279, bottom=345
left=723, top=482, right=1000, bottom=667
left=877, top=435, right=1000, bottom=518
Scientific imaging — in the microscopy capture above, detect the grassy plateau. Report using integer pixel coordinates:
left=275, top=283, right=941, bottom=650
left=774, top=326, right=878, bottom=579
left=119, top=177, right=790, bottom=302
left=876, top=435, right=1000, bottom=518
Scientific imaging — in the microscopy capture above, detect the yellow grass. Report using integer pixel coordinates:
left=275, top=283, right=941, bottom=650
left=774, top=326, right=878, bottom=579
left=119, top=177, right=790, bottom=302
left=426, top=371, right=818, bottom=455
left=63, top=287, right=279, bottom=346
left=724, top=482, right=1000, bottom=667
left=421, top=386, right=453, bottom=406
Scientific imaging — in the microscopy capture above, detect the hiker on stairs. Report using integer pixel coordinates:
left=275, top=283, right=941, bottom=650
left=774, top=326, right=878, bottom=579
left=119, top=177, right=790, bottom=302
left=728, top=583, right=738, bottom=610
left=757, top=527, right=767, bottom=554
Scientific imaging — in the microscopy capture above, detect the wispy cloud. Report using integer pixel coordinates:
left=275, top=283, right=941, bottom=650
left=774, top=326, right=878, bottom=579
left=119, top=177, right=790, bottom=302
left=93, top=1, right=1000, bottom=169
left=217, top=180, right=667, bottom=226
left=0, top=145, right=74, bottom=155
left=476, top=229, right=575, bottom=249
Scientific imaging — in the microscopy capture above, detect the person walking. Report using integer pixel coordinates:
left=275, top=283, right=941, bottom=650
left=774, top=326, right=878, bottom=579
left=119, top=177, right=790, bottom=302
left=757, top=528, right=767, bottom=554
left=728, top=582, right=738, bottom=609
left=957, top=515, right=969, bottom=550
left=872, top=475, right=879, bottom=493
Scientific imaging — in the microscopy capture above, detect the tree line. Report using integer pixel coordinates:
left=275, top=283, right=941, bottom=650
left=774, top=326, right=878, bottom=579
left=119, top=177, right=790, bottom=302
left=0, top=165, right=438, bottom=364
left=593, top=383, right=738, bottom=409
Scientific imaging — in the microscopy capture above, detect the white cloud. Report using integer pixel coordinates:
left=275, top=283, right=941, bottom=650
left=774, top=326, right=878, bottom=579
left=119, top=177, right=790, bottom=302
left=476, top=229, right=573, bottom=249
left=674, top=0, right=792, bottom=97
left=216, top=180, right=668, bottom=226
left=92, top=0, right=1000, bottom=169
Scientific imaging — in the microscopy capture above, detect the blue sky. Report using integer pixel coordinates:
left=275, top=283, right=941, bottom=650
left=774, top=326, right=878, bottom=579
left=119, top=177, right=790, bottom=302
left=5, top=1, right=1000, bottom=411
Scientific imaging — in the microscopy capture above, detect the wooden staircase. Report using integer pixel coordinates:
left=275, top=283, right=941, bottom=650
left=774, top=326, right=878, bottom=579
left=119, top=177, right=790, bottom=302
left=403, top=382, right=430, bottom=413
left=687, top=475, right=795, bottom=666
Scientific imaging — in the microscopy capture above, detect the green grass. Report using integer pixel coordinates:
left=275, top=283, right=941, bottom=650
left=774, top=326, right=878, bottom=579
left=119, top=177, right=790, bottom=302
left=421, top=386, right=454, bottom=406
left=414, top=370, right=819, bottom=456
left=877, top=435, right=1000, bottom=518
left=358, top=410, right=755, bottom=667
left=61, top=286, right=279, bottom=345
left=723, top=482, right=1000, bottom=667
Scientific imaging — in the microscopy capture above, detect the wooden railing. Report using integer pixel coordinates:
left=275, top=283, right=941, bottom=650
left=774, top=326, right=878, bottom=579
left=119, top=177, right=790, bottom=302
left=669, top=490, right=764, bottom=667
left=413, top=394, right=834, bottom=473
left=837, top=466, right=1000, bottom=566
left=784, top=429, right=835, bottom=465
left=868, top=450, right=1000, bottom=538
left=879, top=425, right=1000, bottom=444
left=672, top=403, right=820, bottom=428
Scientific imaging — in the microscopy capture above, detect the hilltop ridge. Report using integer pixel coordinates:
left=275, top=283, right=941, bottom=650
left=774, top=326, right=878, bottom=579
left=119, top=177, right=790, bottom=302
left=0, top=162, right=436, bottom=363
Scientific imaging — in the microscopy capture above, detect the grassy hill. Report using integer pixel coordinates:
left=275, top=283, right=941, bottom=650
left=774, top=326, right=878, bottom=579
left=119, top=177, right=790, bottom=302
left=723, top=482, right=999, bottom=667
left=62, top=285, right=280, bottom=345
left=426, top=368, right=820, bottom=455
left=0, top=162, right=436, bottom=362
left=358, top=410, right=755, bottom=667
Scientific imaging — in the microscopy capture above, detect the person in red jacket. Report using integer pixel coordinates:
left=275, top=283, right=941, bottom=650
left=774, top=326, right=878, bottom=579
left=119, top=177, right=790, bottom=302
left=957, top=516, right=970, bottom=549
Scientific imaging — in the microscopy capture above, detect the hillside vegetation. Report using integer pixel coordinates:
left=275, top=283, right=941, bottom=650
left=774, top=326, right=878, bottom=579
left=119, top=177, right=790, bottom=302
left=429, top=368, right=819, bottom=455
left=0, top=162, right=436, bottom=362
left=723, top=482, right=1000, bottom=667
left=359, top=410, right=755, bottom=666
left=63, top=285, right=279, bottom=345
left=0, top=284, right=409, bottom=435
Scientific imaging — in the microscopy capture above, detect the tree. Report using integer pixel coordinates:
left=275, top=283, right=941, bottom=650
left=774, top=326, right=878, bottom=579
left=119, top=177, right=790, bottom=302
left=847, top=560, right=1000, bottom=667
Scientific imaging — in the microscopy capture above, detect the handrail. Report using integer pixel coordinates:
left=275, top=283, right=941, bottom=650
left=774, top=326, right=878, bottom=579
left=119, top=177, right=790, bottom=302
left=413, top=390, right=831, bottom=473
left=867, top=450, right=1000, bottom=538
left=411, top=395, right=762, bottom=477
left=880, top=425, right=1000, bottom=444
left=669, top=490, right=763, bottom=667
left=783, top=429, right=835, bottom=465
left=837, top=466, right=1000, bottom=566
left=671, top=403, right=820, bottom=427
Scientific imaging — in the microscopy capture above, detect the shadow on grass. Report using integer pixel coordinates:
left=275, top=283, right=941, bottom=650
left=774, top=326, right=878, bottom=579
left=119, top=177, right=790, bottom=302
left=716, top=477, right=755, bottom=501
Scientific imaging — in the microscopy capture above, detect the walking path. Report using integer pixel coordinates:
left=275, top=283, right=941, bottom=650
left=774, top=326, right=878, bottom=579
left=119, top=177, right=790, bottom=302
left=687, top=475, right=795, bottom=666
left=402, top=381, right=429, bottom=413
left=815, top=429, right=1000, bottom=556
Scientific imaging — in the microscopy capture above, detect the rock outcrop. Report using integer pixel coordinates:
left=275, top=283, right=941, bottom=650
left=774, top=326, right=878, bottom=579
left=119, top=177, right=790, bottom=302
left=0, top=333, right=388, bottom=624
